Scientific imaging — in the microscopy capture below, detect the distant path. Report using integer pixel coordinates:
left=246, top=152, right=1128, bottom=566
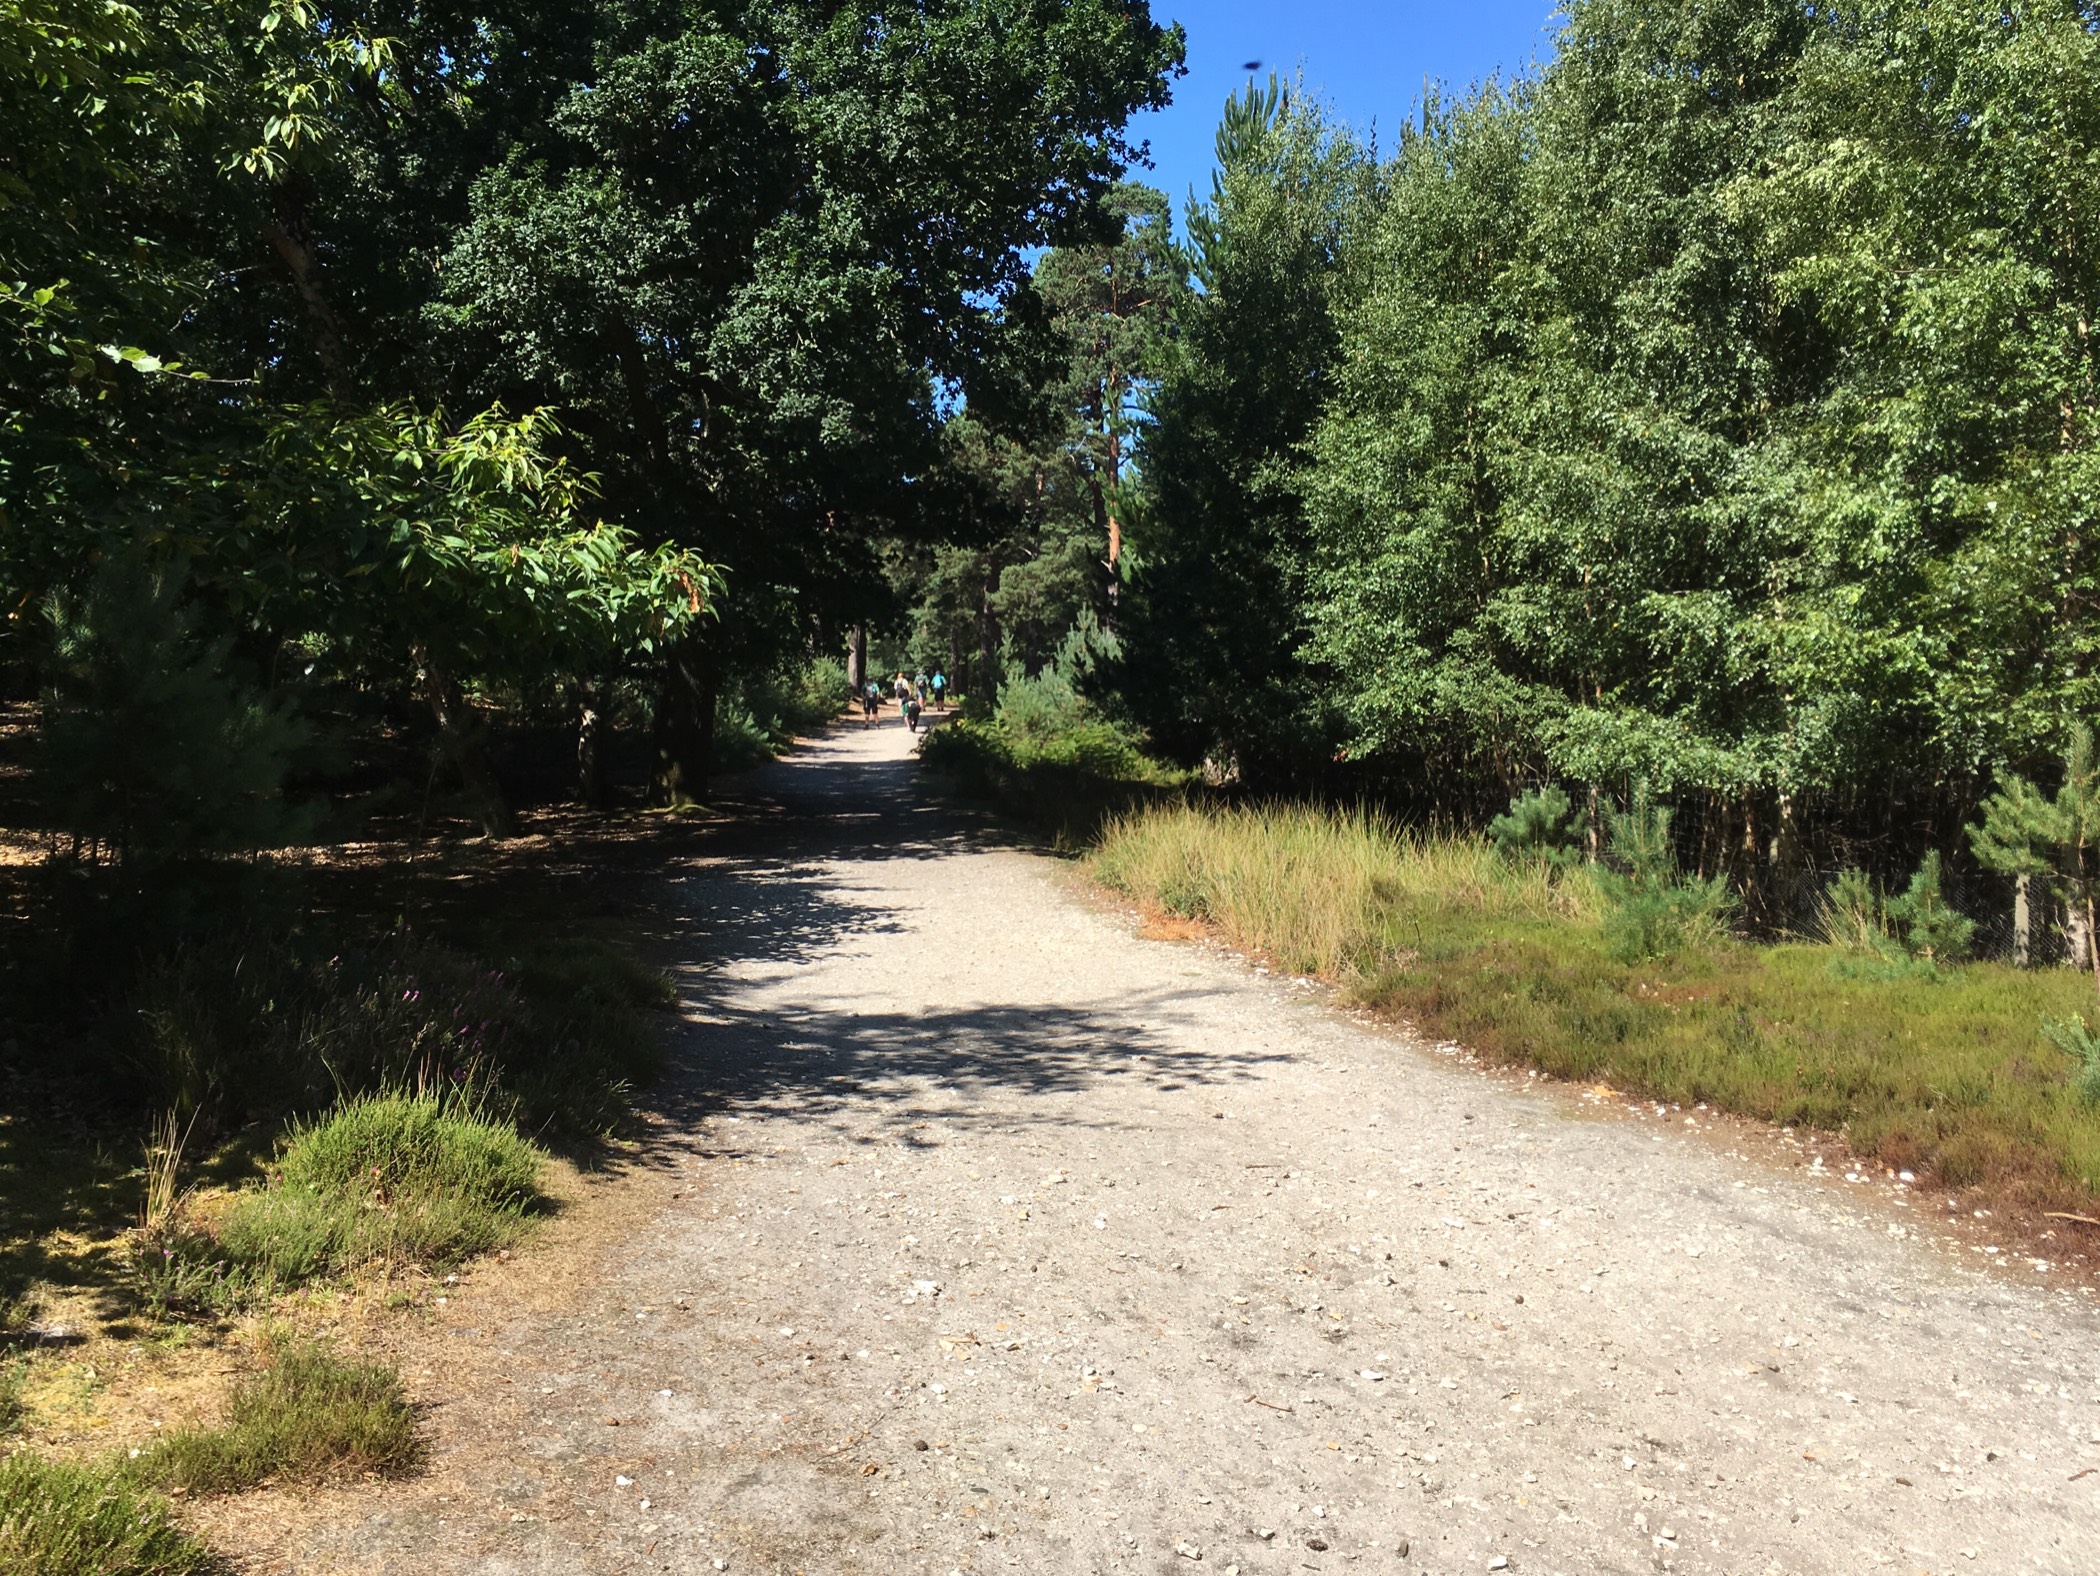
left=238, top=717, right=2099, bottom=1576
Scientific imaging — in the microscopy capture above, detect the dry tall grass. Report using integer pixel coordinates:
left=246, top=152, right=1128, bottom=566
left=1091, top=802, right=1595, bottom=978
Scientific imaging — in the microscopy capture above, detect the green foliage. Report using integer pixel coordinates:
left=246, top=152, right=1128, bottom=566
left=2041, top=1016, right=2100, bottom=1108
left=1117, top=80, right=1378, bottom=786
left=1487, top=786, right=1581, bottom=865
left=716, top=655, right=853, bottom=768
left=5, top=0, right=1179, bottom=833
left=39, top=557, right=314, bottom=866
left=135, top=1337, right=419, bottom=1493
left=1114, top=0, right=2100, bottom=890
left=1883, top=852, right=1976, bottom=965
left=1971, top=726, right=2100, bottom=979
left=921, top=664, right=1184, bottom=846
left=1819, top=869, right=1886, bottom=954
left=1594, top=799, right=1731, bottom=964
left=0, top=1455, right=222, bottom=1576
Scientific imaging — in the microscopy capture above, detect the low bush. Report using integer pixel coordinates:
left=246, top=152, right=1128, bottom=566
left=0, top=1454, right=222, bottom=1576
left=1594, top=800, right=1731, bottom=964
left=1486, top=786, right=1582, bottom=864
left=921, top=675, right=1185, bottom=845
left=1095, top=802, right=2100, bottom=1203
left=715, top=655, right=852, bottom=767
left=135, top=1337, right=418, bottom=1493
left=215, top=1092, right=546, bottom=1286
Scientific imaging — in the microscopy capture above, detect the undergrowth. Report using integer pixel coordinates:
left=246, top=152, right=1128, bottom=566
left=715, top=656, right=852, bottom=768
left=102, top=933, right=673, bottom=1141
left=920, top=672, right=1185, bottom=845
left=0, top=1454, right=223, bottom=1576
left=1094, top=803, right=2100, bottom=1203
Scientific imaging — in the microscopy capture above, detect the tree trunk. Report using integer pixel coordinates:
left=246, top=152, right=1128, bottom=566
left=847, top=627, right=867, bottom=694
left=576, top=685, right=606, bottom=810
left=651, top=637, right=718, bottom=807
left=1586, top=782, right=1604, bottom=863
left=976, top=565, right=1001, bottom=714
left=2014, top=872, right=2032, bottom=968
left=413, top=650, right=514, bottom=839
left=261, top=205, right=348, bottom=397
left=1768, top=790, right=1807, bottom=928
left=2065, top=886, right=2091, bottom=983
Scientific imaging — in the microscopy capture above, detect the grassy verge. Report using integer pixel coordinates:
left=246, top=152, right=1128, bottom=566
left=1093, top=803, right=2100, bottom=1209
left=0, top=1335, right=413, bottom=1576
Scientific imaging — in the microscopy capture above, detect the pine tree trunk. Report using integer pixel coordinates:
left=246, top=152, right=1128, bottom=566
left=414, top=650, right=514, bottom=839
left=651, top=637, right=718, bottom=807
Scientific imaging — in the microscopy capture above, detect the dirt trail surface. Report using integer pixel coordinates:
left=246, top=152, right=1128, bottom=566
left=212, top=721, right=2100, bottom=1576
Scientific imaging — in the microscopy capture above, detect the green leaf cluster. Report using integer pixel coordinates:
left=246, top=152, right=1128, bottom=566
left=1126, top=0, right=2100, bottom=876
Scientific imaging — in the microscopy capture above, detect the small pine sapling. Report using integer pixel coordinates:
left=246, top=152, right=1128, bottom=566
left=1970, top=725, right=2100, bottom=1004
left=1595, top=794, right=1731, bottom=963
left=1487, top=785, right=1581, bottom=866
left=1882, top=851, right=1975, bottom=964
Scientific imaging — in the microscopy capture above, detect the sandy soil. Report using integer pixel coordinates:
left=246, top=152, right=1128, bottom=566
left=201, top=718, right=2100, bottom=1576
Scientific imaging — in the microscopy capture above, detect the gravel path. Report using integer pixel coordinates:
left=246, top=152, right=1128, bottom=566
left=277, top=720, right=2100, bottom=1576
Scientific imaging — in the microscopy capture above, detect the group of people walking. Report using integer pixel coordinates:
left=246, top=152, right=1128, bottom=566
left=860, top=669, right=947, bottom=732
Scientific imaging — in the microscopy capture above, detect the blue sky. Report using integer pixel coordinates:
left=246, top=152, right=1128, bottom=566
left=1130, top=0, right=1565, bottom=223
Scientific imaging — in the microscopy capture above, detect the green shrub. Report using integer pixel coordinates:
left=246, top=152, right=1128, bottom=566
left=0, top=1454, right=222, bottom=1576
left=1884, top=851, right=1976, bottom=963
left=127, top=1224, right=258, bottom=1319
left=1487, top=786, right=1582, bottom=865
left=39, top=554, right=315, bottom=871
left=716, top=655, right=853, bottom=765
left=1594, top=799, right=1730, bottom=963
left=921, top=678, right=1185, bottom=846
left=2041, top=1015, right=2100, bottom=1106
left=215, top=1092, right=546, bottom=1284
left=1819, top=868, right=1886, bottom=952
left=135, top=1337, right=418, bottom=1493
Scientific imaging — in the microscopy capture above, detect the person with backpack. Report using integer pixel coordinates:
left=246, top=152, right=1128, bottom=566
left=931, top=670, right=947, bottom=710
left=905, top=690, right=923, bottom=732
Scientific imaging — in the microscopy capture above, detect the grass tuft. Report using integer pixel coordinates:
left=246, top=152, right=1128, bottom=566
left=135, top=1336, right=418, bottom=1493
left=0, top=1454, right=222, bottom=1576
left=212, top=1091, right=547, bottom=1286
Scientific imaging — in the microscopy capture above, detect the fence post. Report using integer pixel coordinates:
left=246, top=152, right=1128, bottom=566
left=2014, top=873, right=2032, bottom=968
